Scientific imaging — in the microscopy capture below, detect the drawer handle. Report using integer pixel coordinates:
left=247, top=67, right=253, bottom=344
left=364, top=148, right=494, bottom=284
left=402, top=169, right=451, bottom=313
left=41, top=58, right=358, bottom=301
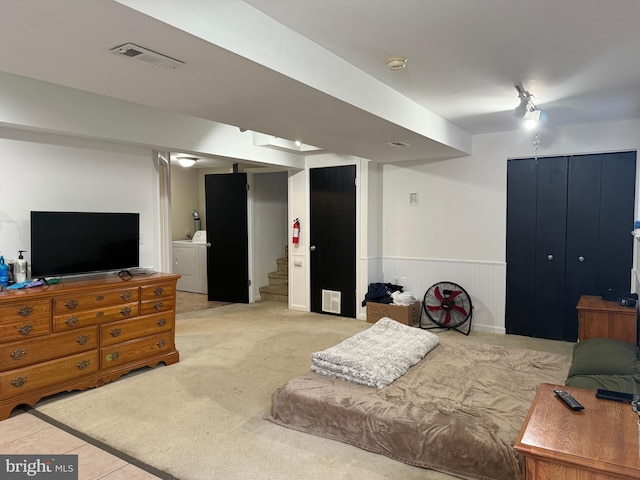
left=110, top=328, right=122, bottom=338
left=120, top=306, right=132, bottom=317
left=157, top=318, right=167, bottom=327
left=17, top=306, right=33, bottom=317
left=65, top=299, right=79, bottom=310
left=65, top=316, right=79, bottom=327
left=18, top=324, right=33, bottom=336
left=76, top=360, right=90, bottom=370
left=153, top=287, right=164, bottom=296
left=153, top=301, right=163, bottom=311
left=121, top=292, right=132, bottom=301
left=96, top=311, right=104, bottom=318
left=76, top=335, right=90, bottom=345
left=10, top=348, right=27, bottom=360
left=157, top=339, right=166, bottom=348
left=106, top=352, right=120, bottom=362
left=10, top=376, right=27, bottom=388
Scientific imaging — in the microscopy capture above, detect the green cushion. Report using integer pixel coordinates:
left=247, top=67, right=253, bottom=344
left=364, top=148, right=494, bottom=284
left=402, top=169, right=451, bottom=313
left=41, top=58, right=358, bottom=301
left=567, top=338, right=640, bottom=377
left=565, top=374, right=640, bottom=395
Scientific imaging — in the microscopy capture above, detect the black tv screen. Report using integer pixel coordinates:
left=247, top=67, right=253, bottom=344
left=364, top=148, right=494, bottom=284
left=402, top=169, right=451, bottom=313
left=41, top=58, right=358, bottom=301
left=30, top=211, right=140, bottom=278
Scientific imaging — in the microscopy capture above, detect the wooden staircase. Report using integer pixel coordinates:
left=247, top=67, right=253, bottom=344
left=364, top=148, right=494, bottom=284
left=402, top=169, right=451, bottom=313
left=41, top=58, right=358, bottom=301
left=259, top=247, right=288, bottom=303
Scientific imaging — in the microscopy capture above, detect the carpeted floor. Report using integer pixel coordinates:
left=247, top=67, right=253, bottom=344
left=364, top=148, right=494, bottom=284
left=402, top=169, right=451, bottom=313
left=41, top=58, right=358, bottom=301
left=33, top=301, right=573, bottom=480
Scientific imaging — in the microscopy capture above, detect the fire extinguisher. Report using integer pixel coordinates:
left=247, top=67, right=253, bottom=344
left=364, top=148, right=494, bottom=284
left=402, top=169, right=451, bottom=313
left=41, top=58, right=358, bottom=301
left=292, top=218, right=300, bottom=244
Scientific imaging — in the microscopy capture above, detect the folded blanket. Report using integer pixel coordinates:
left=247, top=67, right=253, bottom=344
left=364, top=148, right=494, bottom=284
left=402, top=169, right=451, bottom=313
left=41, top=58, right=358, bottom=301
left=311, top=317, right=440, bottom=388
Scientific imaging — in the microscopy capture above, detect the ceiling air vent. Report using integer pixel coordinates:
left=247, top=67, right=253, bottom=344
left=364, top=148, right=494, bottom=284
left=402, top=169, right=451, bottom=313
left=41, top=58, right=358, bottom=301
left=388, top=141, right=411, bottom=148
left=109, top=43, right=185, bottom=70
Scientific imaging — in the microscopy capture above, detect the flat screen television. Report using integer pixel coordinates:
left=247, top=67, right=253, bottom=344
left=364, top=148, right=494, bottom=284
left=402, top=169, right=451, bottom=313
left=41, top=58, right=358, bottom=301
left=30, top=211, right=140, bottom=278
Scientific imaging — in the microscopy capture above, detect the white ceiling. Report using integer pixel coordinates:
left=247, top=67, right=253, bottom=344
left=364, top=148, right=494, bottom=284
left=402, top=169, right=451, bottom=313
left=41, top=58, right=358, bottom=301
left=1, top=0, right=639, bottom=165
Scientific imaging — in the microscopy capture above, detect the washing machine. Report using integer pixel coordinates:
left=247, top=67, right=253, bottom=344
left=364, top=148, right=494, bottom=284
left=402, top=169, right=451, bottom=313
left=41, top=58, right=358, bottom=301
left=172, top=232, right=208, bottom=294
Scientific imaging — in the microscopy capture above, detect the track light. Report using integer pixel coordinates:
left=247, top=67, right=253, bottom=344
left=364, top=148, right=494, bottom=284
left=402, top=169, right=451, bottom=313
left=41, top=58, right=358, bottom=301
left=513, top=84, right=536, bottom=118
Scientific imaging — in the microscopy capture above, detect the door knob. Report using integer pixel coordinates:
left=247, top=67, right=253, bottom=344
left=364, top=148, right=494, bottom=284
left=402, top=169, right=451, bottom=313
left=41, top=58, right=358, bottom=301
left=206, top=242, right=211, bottom=247
left=547, top=254, right=553, bottom=260
left=578, top=256, right=585, bottom=262
left=310, top=245, right=316, bottom=252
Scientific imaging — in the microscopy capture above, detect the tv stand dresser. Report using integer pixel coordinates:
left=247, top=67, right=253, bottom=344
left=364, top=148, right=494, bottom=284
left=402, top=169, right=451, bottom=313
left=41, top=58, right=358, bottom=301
left=0, top=272, right=180, bottom=420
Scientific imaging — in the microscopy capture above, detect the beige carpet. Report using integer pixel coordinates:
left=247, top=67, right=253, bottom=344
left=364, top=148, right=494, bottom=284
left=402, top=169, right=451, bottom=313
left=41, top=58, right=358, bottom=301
left=34, top=302, right=573, bottom=480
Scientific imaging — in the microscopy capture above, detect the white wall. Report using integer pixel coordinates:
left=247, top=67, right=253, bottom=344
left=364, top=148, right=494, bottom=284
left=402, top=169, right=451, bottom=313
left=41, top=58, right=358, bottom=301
left=170, top=165, right=200, bottom=240
left=253, top=172, right=288, bottom=298
left=381, top=119, right=640, bottom=333
left=0, top=127, right=159, bottom=274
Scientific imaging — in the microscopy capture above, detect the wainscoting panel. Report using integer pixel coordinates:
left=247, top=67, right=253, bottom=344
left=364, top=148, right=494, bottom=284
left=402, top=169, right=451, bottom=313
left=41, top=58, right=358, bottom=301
left=382, top=257, right=506, bottom=334
left=289, top=252, right=309, bottom=310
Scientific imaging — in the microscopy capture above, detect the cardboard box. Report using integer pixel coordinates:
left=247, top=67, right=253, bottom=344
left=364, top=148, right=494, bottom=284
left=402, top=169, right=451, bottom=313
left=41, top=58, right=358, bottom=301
left=366, top=301, right=421, bottom=325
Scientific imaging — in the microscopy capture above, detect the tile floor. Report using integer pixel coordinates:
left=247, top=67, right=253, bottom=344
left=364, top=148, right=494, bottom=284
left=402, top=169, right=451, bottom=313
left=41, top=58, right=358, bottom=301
left=0, top=409, right=169, bottom=479
left=0, top=292, right=217, bottom=480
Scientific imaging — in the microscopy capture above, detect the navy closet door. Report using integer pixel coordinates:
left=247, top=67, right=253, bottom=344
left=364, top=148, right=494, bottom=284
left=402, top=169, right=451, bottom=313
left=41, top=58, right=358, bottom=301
left=597, top=152, right=636, bottom=292
left=533, top=157, right=568, bottom=340
left=505, top=152, right=635, bottom=342
left=505, top=158, right=537, bottom=337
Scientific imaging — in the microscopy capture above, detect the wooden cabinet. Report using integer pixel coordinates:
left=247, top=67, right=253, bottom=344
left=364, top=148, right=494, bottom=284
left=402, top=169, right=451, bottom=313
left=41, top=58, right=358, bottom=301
left=0, top=273, right=179, bottom=420
left=576, top=295, right=637, bottom=344
left=515, top=383, right=640, bottom=479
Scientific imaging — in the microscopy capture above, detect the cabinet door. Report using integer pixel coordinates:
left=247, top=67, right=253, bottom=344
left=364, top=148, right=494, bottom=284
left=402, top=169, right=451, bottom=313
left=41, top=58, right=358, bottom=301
left=534, top=157, right=568, bottom=340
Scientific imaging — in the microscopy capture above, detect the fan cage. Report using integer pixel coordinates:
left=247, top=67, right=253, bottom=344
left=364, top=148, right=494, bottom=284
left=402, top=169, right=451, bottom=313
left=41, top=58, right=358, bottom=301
left=420, top=281, right=473, bottom=335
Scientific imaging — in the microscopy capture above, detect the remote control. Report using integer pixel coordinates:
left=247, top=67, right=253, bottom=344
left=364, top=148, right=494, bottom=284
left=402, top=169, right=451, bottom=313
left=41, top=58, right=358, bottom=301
left=554, top=389, right=584, bottom=411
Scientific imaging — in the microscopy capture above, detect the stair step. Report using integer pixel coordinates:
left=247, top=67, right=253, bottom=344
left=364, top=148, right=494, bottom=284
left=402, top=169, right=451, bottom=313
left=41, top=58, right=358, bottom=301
left=259, top=284, right=288, bottom=303
left=276, top=257, right=288, bottom=273
left=268, top=271, right=288, bottom=286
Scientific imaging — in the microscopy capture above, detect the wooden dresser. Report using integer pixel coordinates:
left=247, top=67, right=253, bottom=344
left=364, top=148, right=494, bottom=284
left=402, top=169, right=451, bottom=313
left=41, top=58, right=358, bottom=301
left=0, top=273, right=180, bottom=420
left=515, top=383, right=640, bottom=479
left=576, top=295, right=637, bottom=344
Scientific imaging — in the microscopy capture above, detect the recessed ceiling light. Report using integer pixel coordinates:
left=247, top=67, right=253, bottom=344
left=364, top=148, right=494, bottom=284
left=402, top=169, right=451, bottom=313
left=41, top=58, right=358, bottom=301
left=386, top=56, right=408, bottom=70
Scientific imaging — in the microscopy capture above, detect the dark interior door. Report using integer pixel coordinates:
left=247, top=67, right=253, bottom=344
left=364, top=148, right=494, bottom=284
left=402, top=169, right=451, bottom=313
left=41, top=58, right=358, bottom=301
left=204, top=173, right=249, bottom=303
left=505, top=158, right=537, bottom=337
left=534, top=156, right=568, bottom=340
left=310, top=165, right=356, bottom=318
left=506, top=152, right=636, bottom=341
left=564, top=155, right=601, bottom=340
left=597, top=152, right=636, bottom=291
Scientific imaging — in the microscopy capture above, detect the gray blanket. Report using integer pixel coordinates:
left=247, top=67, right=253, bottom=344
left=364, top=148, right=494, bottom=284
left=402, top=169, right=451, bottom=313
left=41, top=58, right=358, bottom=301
left=311, top=317, right=440, bottom=388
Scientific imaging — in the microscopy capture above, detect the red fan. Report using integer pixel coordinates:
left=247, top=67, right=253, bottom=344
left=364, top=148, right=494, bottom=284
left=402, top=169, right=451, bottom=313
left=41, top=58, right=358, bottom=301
left=421, top=281, right=473, bottom=335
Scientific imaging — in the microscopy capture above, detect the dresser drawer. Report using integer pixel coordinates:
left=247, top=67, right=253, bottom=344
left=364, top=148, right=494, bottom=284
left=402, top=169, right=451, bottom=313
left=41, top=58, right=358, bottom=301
left=100, top=312, right=174, bottom=347
left=141, top=282, right=175, bottom=301
left=101, top=333, right=175, bottom=369
left=140, top=297, right=175, bottom=316
left=0, top=327, right=97, bottom=371
left=53, top=288, right=139, bottom=315
left=0, top=299, right=51, bottom=324
left=0, top=351, right=99, bottom=399
left=0, top=316, right=51, bottom=343
left=53, top=302, right=139, bottom=331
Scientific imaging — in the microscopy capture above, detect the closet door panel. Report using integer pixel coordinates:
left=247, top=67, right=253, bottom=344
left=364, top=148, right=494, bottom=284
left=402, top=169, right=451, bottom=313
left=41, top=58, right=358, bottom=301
left=506, top=158, right=538, bottom=337
left=598, top=151, right=636, bottom=293
left=534, top=157, right=568, bottom=340
left=565, top=155, right=601, bottom=341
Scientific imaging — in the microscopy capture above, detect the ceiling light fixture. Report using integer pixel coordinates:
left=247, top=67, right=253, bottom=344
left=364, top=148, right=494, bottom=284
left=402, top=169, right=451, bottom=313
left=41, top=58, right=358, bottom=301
left=177, top=156, right=198, bottom=168
left=513, top=84, right=536, bottom=118
left=386, top=56, right=408, bottom=70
